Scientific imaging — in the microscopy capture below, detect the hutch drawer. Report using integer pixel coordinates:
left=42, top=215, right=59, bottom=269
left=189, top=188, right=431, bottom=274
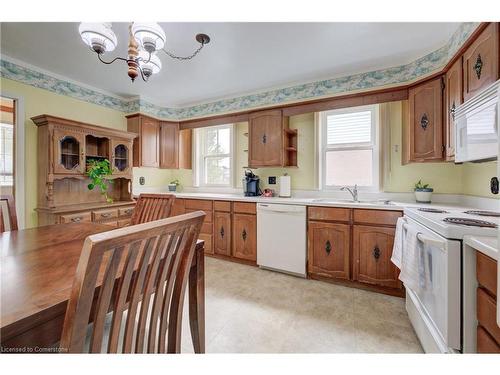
left=59, top=212, right=92, bottom=224
left=118, top=206, right=134, bottom=217
left=92, top=208, right=118, bottom=221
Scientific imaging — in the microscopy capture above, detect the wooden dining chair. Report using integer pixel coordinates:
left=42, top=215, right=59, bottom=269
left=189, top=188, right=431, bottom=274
left=59, top=211, right=205, bottom=353
left=0, top=195, right=18, bottom=232
left=130, top=194, right=176, bottom=225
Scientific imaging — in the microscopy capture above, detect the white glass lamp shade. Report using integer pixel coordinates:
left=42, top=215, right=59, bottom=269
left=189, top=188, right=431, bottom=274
left=131, top=23, right=166, bottom=53
left=138, top=51, right=162, bottom=77
left=79, top=23, right=117, bottom=54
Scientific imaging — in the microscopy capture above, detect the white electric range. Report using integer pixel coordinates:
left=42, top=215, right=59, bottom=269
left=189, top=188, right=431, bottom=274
left=402, top=206, right=499, bottom=353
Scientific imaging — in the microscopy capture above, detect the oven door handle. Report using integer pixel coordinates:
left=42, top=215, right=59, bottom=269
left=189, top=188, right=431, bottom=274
left=402, top=223, right=447, bottom=250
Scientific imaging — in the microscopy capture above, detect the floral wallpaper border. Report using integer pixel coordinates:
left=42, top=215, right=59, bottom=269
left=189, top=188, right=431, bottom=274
left=0, top=22, right=479, bottom=120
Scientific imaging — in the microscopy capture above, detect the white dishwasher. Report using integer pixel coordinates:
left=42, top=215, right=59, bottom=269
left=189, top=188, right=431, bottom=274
left=257, top=203, right=307, bottom=277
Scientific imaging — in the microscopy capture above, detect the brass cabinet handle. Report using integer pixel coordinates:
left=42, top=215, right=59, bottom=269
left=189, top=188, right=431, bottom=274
left=71, top=217, right=82, bottom=222
left=125, top=209, right=133, bottom=215
left=242, top=229, right=247, bottom=241
left=420, top=113, right=429, bottom=130
left=100, top=213, right=112, bottom=218
left=220, top=226, right=225, bottom=238
left=474, top=54, right=483, bottom=79
left=325, top=240, right=332, bottom=255
left=373, top=246, right=381, bottom=260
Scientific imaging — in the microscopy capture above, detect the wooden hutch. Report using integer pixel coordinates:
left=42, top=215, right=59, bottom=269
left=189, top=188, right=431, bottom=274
left=32, top=115, right=137, bottom=227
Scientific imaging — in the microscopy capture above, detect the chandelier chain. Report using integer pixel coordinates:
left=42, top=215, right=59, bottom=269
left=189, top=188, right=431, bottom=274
left=161, top=42, right=205, bottom=61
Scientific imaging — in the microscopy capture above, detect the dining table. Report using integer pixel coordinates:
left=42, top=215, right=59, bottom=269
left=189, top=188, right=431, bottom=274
left=0, top=222, right=205, bottom=353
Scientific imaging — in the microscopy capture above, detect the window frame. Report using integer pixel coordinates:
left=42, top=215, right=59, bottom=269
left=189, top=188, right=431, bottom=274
left=194, top=124, right=235, bottom=188
left=320, top=104, right=380, bottom=192
left=0, top=122, right=14, bottom=186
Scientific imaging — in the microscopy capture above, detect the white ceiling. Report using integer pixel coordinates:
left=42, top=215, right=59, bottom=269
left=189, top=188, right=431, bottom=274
left=0, top=22, right=460, bottom=107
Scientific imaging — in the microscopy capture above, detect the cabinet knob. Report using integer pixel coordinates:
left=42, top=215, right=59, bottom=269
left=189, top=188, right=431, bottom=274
left=373, top=246, right=381, bottom=260
left=474, top=53, right=483, bottom=80
left=220, top=226, right=225, bottom=238
left=262, top=134, right=267, bottom=144
left=420, top=113, right=429, bottom=130
left=325, top=240, right=332, bottom=255
left=242, top=229, right=247, bottom=241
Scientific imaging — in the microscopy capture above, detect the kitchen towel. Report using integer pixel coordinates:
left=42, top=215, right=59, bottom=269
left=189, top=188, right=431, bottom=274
left=391, top=217, right=405, bottom=269
left=398, top=224, right=421, bottom=291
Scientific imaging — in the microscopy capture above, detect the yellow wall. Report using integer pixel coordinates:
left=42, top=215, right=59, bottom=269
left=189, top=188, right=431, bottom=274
left=1, top=77, right=171, bottom=228
left=461, top=161, right=498, bottom=198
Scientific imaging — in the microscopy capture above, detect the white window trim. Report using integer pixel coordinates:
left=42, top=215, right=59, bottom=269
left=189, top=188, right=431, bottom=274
left=0, top=91, right=25, bottom=228
left=193, top=124, right=235, bottom=188
left=319, top=104, right=380, bottom=192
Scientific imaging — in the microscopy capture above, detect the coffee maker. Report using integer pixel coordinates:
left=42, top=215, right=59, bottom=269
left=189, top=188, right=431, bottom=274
left=242, top=169, right=261, bottom=197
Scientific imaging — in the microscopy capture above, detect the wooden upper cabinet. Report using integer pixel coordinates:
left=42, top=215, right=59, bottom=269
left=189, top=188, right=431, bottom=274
left=445, top=58, right=463, bottom=161
left=463, top=23, right=499, bottom=102
left=248, top=109, right=286, bottom=167
left=53, top=129, right=85, bottom=174
left=406, top=76, right=444, bottom=163
left=127, top=114, right=160, bottom=168
left=214, top=211, right=231, bottom=256
left=111, top=139, right=133, bottom=175
left=353, top=225, right=401, bottom=289
left=232, top=213, right=257, bottom=261
left=159, top=121, right=179, bottom=169
left=178, top=129, right=192, bottom=169
left=307, top=221, right=350, bottom=280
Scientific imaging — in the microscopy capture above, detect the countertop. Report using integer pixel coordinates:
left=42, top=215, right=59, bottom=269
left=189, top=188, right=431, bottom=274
left=464, top=235, right=499, bottom=260
left=133, top=190, right=483, bottom=212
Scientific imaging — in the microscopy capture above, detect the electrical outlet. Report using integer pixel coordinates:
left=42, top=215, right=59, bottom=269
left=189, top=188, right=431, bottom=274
left=268, top=176, right=277, bottom=185
left=139, top=176, right=145, bottom=186
left=491, top=177, right=499, bottom=194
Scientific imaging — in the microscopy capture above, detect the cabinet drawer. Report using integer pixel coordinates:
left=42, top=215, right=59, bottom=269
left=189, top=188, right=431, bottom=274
left=117, top=218, right=131, bottom=227
left=214, top=200, right=231, bottom=212
left=118, top=206, right=135, bottom=217
left=477, top=326, right=500, bottom=353
left=477, top=287, right=500, bottom=344
left=60, top=212, right=91, bottom=224
left=477, top=252, right=497, bottom=297
left=92, top=208, right=118, bottom=221
left=185, top=199, right=213, bottom=211
left=186, top=209, right=212, bottom=223
left=233, top=202, right=256, bottom=214
left=105, top=221, right=119, bottom=227
left=198, top=234, right=213, bottom=254
left=308, top=207, right=351, bottom=222
left=353, top=209, right=402, bottom=226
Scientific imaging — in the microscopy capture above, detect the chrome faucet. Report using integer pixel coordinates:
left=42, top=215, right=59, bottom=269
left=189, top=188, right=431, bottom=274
left=341, top=184, right=358, bottom=202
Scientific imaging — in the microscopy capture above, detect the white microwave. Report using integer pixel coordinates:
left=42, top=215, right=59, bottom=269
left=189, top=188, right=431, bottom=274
left=455, top=80, right=499, bottom=163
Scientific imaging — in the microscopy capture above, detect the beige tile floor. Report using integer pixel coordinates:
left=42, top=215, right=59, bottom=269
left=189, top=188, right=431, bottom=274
left=181, top=257, right=423, bottom=353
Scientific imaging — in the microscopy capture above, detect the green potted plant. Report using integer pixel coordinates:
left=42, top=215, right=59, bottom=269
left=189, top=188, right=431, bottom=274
left=168, top=179, right=180, bottom=192
left=414, top=179, right=433, bottom=203
left=86, top=159, right=114, bottom=203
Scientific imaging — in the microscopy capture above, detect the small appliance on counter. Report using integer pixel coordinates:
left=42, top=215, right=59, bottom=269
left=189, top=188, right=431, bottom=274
left=262, top=188, right=275, bottom=197
left=279, top=174, right=291, bottom=197
left=242, top=169, right=261, bottom=197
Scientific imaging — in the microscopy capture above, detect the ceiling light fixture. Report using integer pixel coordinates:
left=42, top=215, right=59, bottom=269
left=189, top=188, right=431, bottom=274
left=78, top=22, right=210, bottom=82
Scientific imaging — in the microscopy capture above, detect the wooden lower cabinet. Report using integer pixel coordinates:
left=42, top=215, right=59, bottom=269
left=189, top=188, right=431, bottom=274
left=232, top=213, right=257, bottom=261
left=353, top=225, right=401, bottom=289
left=214, top=211, right=231, bottom=256
left=307, top=221, right=350, bottom=280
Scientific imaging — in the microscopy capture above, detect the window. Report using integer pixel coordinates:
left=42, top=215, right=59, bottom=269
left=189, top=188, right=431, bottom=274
left=320, top=105, right=379, bottom=190
left=0, top=123, right=14, bottom=186
left=195, top=124, right=233, bottom=187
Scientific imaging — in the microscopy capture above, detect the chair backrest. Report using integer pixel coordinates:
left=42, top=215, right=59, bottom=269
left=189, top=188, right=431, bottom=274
left=0, top=195, right=18, bottom=232
left=130, top=194, right=176, bottom=225
left=60, top=211, right=205, bottom=353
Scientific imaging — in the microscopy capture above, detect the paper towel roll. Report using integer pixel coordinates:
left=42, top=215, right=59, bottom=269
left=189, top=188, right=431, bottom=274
left=279, top=175, right=291, bottom=197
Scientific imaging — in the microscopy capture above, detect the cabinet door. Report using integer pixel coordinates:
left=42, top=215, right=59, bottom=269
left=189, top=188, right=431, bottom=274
left=111, top=139, right=132, bottom=175
left=408, top=77, right=444, bottom=162
left=232, top=213, right=257, bottom=261
left=140, top=117, right=159, bottom=167
left=463, top=23, right=499, bottom=102
left=178, top=129, right=192, bottom=169
left=170, top=198, right=185, bottom=217
left=307, top=221, right=350, bottom=280
left=214, top=211, right=231, bottom=256
left=248, top=109, right=283, bottom=167
left=159, top=122, right=179, bottom=169
left=445, top=58, right=463, bottom=161
left=353, top=225, right=401, bottom=289
left=53, top=129, right=85, bottom=174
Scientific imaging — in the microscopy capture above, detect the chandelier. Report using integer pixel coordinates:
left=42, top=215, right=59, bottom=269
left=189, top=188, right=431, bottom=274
left=79, top=23, right=210, bottom=82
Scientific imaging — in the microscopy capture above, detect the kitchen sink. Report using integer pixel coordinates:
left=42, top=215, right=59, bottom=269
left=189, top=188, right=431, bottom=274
left=311, top=198, right=393, bottom=205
